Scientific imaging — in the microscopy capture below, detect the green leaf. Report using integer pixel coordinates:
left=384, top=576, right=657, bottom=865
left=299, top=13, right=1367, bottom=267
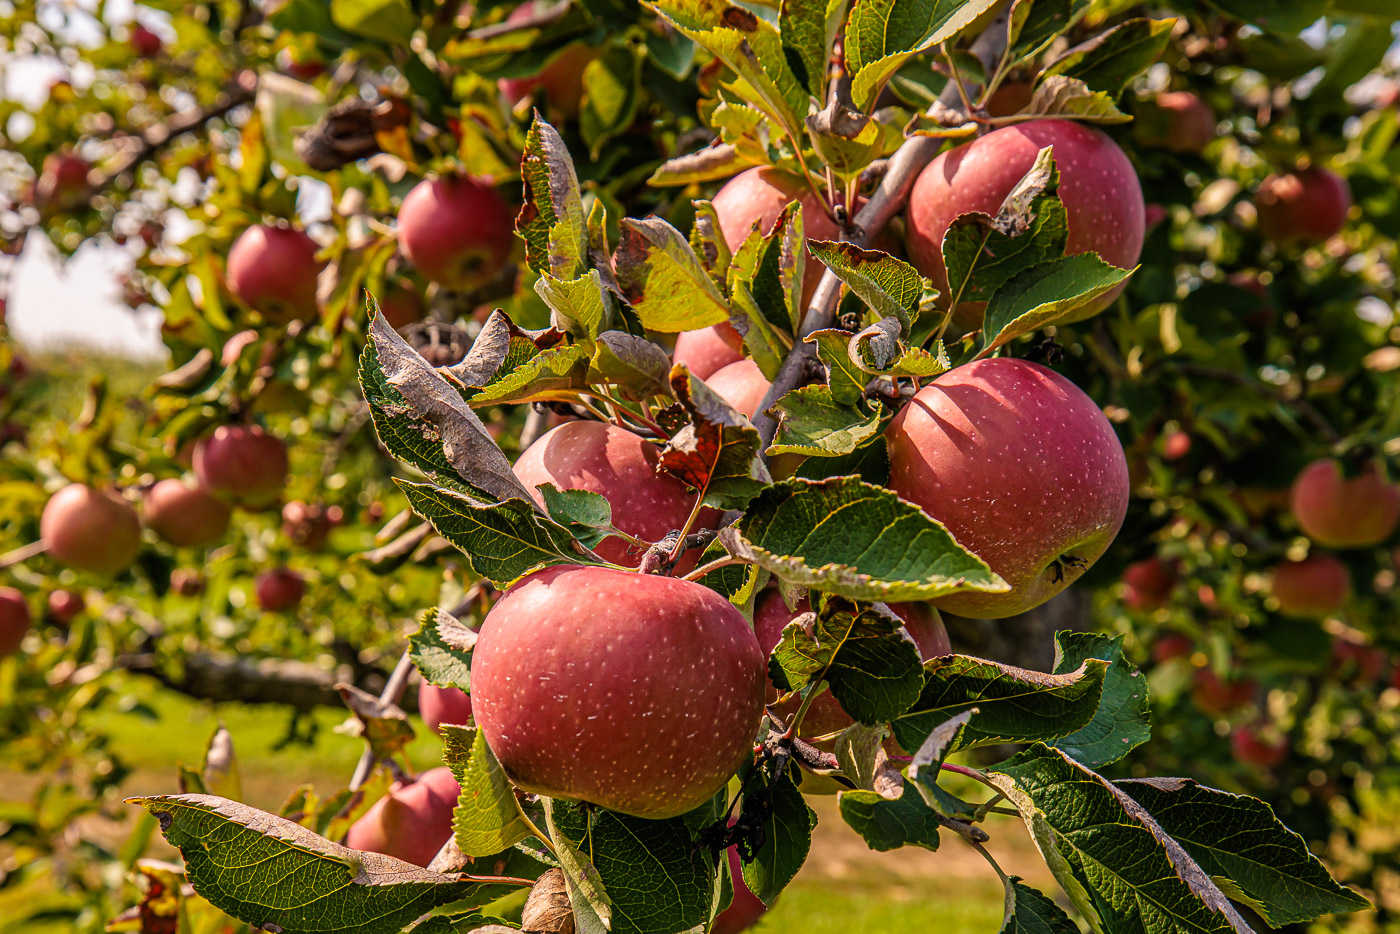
left=615, top=216, right=732, bottom=332
left=660, top=368, right=771, bottom=510
left=807, top=328, right=869, bottom=406
left=441, top=725, right=533, bottom=858
left=694, top=536, right=761, bottom=601
left=768, top=385, right=884, bottom=457
left=839, top=783, right=943, bottom=852
left=542, top=799, right=612, bottom=934
left=905, top=709, right=977, bottom=819
left=891, top=655, right=1108, bottom=754
left=847, top=319, right=952, bottom=378
left=727, top=221, right=795, bottom=381
left=337, top=684, right=416, bottom=761
left=742, top=198, right=805, bottom=340
left=979, top=253, right=1135, bottom=356
left=535, top=270, right=611, bottom=339
left=808, top=241, right=927, bottom=335
left=129, top=795, right=499, bottom=934
left=1041, top=17, right=1176, bottom=95
left=580, top=44, right=644, bottom=158
left=471, top=344, right=591, bottom=406
left=588, top=331, right=674, bottom=399
left=518, top=116, right=588, bottom=280
left=1025, top=74, right=1131, bottom=122
left=989, top=745, right=1255, bottom=934
left=650, top=142, right=752, bottom=186
left=359, top=313, right=535, bottom=504
left=331, top=0, right=416, bottom=44
left=1204, top=0, right=1330, bottom=34
left=690, top=199, right=733, bottom=285
left=408, top=607, right=476, bottom=692
left=780, top=0, right=850, bottom=99
left=397, top=480, right=604, bottom=587
left=769, top=596, right=924, bottom=724
left=845, top=0, right=1002, bottom=109
left=728, top=477, right=1007, bottom=601
left=1000, top=877, right=1080, bottom=933
left=549, top=797, right=721, bottom=934
left=740, top=766, right=815, bottom=904
left=1116, top=778, right=1372, bottom=926
left=1006, top=0, right=1087, bottom=67
left=536, top=483, right=615, bottom=550
left=1050, top=632, right=1150, bottom=769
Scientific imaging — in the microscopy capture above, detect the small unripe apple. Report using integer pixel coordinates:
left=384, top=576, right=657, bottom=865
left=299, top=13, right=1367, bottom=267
left=419, top=683, right=473, bottom=734
left=497, top=2, right=596, bottom=118
left=472, top=564, right=766, bottom=819
left=1290, top=459, right=1400, bottom=548
left=1152, top=633, right=1193, bottom=664
left=1138, top=91, right=1215, bottom=154
left=226, top=225, right=324, bottom=324
left=513, top=420, right=716, bottom=569
left=1122, top=557, right=1177, bottom=611
left=47, top=589, right=84, bottom=625
left=0, top=588, right=31, bottom=656
left=193, top=425, right=289, bottom=507
left=377, top=279, right=425, bottom=329
left=41, top=484, right=142, bottom=576
left=397, top=176, right=514, bottom=291
left=255, top=568, right=305, bottom=612
left=673, top=322, right=744, bottom=379
left=130, top=23, right=162, bottom=58
left=1269, top=554, right=1350, bottom=618
left=905, top=119, right=1144, bottom=327
left=713, top=841, right=768, bottom=934
left=1190, top=668, right=1255, bottom=717
left=345, top=766, right=462, bottom=867
left=1230, top=726, right=1288, bottom=769
left=32, top=153, right=93, bottom=215
left=143, top=478, right=233, bottom=548
left=886, top=358, right=1130, bottom=618
left=1254, top=167, right=1350, bottom=245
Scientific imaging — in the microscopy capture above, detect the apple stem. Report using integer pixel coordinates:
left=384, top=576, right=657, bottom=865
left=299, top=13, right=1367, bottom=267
left=665, top=490, right=711, bottom=564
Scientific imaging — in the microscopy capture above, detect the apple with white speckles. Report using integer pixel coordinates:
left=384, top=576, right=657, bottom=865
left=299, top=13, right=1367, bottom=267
left=513, top=420, right=716, bottom=569
left=419, top=682, right=473, bottom=734
left=470, top=564, right=766, bottom=819
left=905, top=119, right=1144, bottom=329
left=886, top=358, right=1130, bottom=618
left=345, top=766, right=462, bottom=867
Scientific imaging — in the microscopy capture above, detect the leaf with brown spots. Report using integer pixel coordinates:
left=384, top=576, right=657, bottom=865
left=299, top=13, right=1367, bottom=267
left=659, top=367, right=771, bottom=510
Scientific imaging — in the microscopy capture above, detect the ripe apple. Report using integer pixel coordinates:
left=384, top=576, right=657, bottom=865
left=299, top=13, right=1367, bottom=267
left=419, top=683, right=473, bottom=734
left=226, top=225, right=324, bottom=324
left=32, top=153, right=93, bottom=215
left=905, top=119, right=1145, bottom=327
left=1254, top=167, right=1350, bottom=245
left=47, top=589, right=84, bottom=625
left=281, top=500, right=343, bottom=549
left=193, top=425, right=289, bottom=508
left=130, top=23, right=162, bottom=58
left=713, top=842, right=768, bottom=934
left=255, top=568, right=305, bottom=612
left=984, top=81, right=1033, bottom=117
left=41, top=483, right=142, bottom=576
left=497, top=2, right=596, bottom=118
left=396, top=175, right=514, bottom=291
left=711, top=167, right=896, bottom=307
left=706, top=359, right=770, bottom=421
left=170, top=569, right=205, bottom=596
left=1122, top=557, right=1177, bottom=611
left=1152, top=633, right=1193, bottom=664
left=1190, top=668, right=1255, bottom=717
left=513, top=420, right=716, bottom=569
left=1161, top=431, right=1192, bottom=462
left=1138, top=91, right=1215, bottom=154
left=0, top=588, right=31, bottom=656
left=1269, top=554, right=1350, bottom=618
left=754, top=589, right=950, bottom=741
left=345, top=766, right=462, bottom=867
left=471, top=564, right=766, bottom=819
left=1290, top=458, right=1400, bottom=548
left=886, top=358, right=1130, bottom=618
left=1331, top=639, right=1388, bottom=684
left=1230, top=726, right=1288, bottom=769
left=143, top=478, right=233, bottom=548
left=377, top=279, right=425, bottom=329
left=673, top=322, right=744, bottom=379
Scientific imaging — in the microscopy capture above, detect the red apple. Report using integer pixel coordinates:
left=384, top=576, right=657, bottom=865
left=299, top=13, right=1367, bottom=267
left=40, top=484, right=142, bottom=576
left=512, top=420, right=715, bottom=569
left=1331, top=639, right=1388, bottom=684
left=226, top=225, right=324, bottom=324
left=281, top=500, right=342, bottom=549
left=673, top=322, right=744, bottom=379
left=706, top=358, right=770, bottom=420
left=255, top=568, right=305, bottom=612
left=1152, top=633, right=1193, bottom=664
left=1122, top=557, right=1177, bottom=611
left=46, top=589, right=84, bottom=625
left=1230, top=726, right=1288, bottom=769
left=471, top=565, right=765, bottom=818
left=345, top=766, right=461, bottom=867
left=193, top=425, right=289, bottom=507
left=170, top=569, right=205, bottom=596
left=396, top=175, right=514, bottom=291
left=1190, top=668, right=1255, bottom=717
left=1138, top=91, right=1215, bottom=154
left=130, top=23, right=162, bottom=58
left=1254, top=167, right=1351, bottom=245
left=497, top=2, right=596, bottom=118
left=886, top=358, right=1130, bottom=618
left=1290, top=459, right=1400, bottom=548
left=0, top=588, right=31, bottom=656
left=419, top=683, right=473, bottom=734
left=279, top=48, right=327, bottom=81
left=143, top=478, right=233, bottom=548
left=32, top=153, right=93, bottom=215
left=711, top=167, right=896, bottom=307
left=905, top=119, right=1145, bottom=327
left=984, top=81, right=1034, bottom=117
left=714, top=842, right=769, bottom=934
left=1161, top=431, right=1192, bottom=462
left=377, top=279, right=425, bottom=329
left=1270, top=554, right=1350, bottom=618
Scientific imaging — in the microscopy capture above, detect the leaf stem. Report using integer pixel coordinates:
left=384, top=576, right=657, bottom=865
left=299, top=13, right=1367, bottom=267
left=941, top=44, right=977, bottom=117
left=680, top=554, right=745, bottom=581
left=520, top=809, right=558, bottom=859
left=970, top=839, right=1009, bottom=883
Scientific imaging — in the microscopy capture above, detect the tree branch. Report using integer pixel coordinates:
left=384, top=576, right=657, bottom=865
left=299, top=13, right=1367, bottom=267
left=750, top=13, right=1012, bottom=449
left=98, top=75, right=257, bottom=186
